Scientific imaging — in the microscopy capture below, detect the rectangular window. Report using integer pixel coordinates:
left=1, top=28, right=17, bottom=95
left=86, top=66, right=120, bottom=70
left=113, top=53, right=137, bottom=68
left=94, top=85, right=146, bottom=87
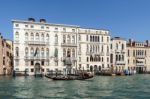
left=46, top=27, right=49, bottom=29
left=79, top=57, right=81, bottom=62
left=41, top=26, right=44, bottom=29
left=31, top=69, right=34, bottom=72
left=15, top=24, right=19, bottom=27
left=63, top=28, right=66, bottom=32
left=86, top=35, right=88, bottom=41
left=72, top=29, right=75, bottom=32
left=87, top=64, right=89, bottom=68
left=41, top=61, right=44, bottom=65
left=30, top=25, right=34, bottom=28
left=133, top=50, right=135, bottom=57
left=55, top=27, right=58, bottom=31
left=128, top=50, right=130, bottom=57
left=46, top=68, right=49, bottom=72
left=25, top=25, right=28, bottom=28
left=3, top=57, right=5, bottom=65
left=31, top=61, right=34, bottom=65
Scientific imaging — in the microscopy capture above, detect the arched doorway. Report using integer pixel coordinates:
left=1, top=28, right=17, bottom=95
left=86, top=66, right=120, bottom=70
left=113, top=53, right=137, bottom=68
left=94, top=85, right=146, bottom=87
left=35, top=63, right=41, bottom=76
left=99, top=66, right=101, bottom=71
left=90, top=66, right=93, bottom=72
left=94, top=65, right=97, bottom=71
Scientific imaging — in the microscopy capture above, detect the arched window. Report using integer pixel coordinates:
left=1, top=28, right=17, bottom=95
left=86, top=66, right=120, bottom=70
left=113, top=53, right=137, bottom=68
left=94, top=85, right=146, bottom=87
left=15, top=32, right=19, bottom=40
left=72, top=35, right=75, bottom=44
left=90, top=36, right=92, bottom=42
left=54, top=48, right=58, bottom=57
left=16, top=47, right=19, bottom=56
left=119, top=55, right=121, bottom=61
left=99, top=57, right=101, bottom=61
left=36, top=33, right=39, bottom=41
left=90, top=45, right=92, bottom=52
left=72, top=49, right=75, bottom=57
left=101, top=36, right=103, bottom=42
left=30, top=48, right=34, bottom=57
left=46, top=48, right=49, bottom=58
left=25, top=32, right=28, bottom=41
left=107, top=37, right=109, bottom=42
left=63, top=49, right=66, bottom=57
left=67, top=49, right=71, bottom=57
left=25, top=47, right=28, bottom=56
left=101, top=45, right=104, bottom=52
left=110, top=44, right=112, bottom=49
left=63, top=35, right=66, bottom=43
left=122, top=44, right=124, bottom=50
left=41, top=48, right=44, bottom=57
left=93, top=45, right=95, bottom=52
left=55, top=34, right=58, bottom=44
left=67, top=35, right=71, bottom=43
left=102, top=57, right=103, bottom=62
left=122, top=55, right=124, bottom=61
left=46, top=34, right=49, bottom=42
left=31, top=33, right=34, bottom=41
left=41, top=33, right=44, bottom=41
left=116, top=43, right=118, bottom=49
left=36, top=48, right=40, bottom=57
left=95, top=36, right=97, bottom=42
left=92, top=36, right=94, bottom=42
left=87, top=44, right=89, bottom=52
left=97, top=36, right=99, bottom=42
left=107, top=46, right=109, bottom=52
left=116, top=55, right=117, bottom=61
left=90, top=56, right=93, bottom=61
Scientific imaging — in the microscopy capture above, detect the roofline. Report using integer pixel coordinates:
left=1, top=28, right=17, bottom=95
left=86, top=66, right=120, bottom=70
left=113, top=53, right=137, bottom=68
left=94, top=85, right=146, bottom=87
left=80, top=27, right=110, bottom=31
left=12, top=19, right=80, bottom=28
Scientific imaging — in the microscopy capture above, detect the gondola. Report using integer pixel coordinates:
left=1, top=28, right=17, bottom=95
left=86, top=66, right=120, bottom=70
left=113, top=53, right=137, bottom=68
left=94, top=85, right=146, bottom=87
left=45, top=74, right=94, bottom=80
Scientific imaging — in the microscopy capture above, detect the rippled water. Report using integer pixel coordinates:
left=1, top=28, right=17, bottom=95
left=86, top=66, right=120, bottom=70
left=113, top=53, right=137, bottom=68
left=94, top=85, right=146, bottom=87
left=0, top=74, right=150, bottom=99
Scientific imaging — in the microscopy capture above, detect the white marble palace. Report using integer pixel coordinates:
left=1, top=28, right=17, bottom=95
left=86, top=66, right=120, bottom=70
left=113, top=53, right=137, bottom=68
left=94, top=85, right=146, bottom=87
left=13, top=18, right=111, bottom=75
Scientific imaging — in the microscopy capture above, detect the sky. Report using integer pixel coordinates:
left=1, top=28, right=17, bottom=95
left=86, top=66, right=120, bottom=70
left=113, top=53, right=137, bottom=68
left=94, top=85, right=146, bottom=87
left=0, top=0, right=150, bottom=41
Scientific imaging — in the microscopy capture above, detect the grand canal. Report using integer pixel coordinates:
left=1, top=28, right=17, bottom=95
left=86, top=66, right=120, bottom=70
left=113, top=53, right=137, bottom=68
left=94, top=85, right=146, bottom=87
left=0, top=74, right=150, bottom=99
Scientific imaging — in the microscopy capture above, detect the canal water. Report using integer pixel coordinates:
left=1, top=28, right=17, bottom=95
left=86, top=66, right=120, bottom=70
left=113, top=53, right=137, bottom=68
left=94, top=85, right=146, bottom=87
left=0, top=74, right=150, bottom=99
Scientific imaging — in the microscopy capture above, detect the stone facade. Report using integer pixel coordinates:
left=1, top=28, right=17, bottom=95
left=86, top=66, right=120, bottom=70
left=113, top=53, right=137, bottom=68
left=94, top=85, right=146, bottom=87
left=126, top=39, right=150, bottom=73
left=12, top=18, right=110, bottom=75
left=0, top=34, right=13, bottom=75
left=110, top=37, right=127, bottom=73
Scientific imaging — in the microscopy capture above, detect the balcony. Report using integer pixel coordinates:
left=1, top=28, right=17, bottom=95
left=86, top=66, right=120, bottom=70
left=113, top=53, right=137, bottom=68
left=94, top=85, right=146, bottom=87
left=61, top=57, right=77, bottom=62
left=115, top=61, right=126, bottom=65
left=26, top=41, right=48, bottom=46
left=135, top=55, right=145, bottom=59
left=24, top=56, right=49, bottom=60
left=61, top=42, right=77, bottom=47
left=136, top=62, right=145, bottom=66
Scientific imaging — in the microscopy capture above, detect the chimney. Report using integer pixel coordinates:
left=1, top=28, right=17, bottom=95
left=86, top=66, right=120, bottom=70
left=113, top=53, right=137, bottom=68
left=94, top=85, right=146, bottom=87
left=129, top=39, right=133, bottom=46
left=40, top=19, right=46, bottom=23
left=146, top=40, right=150, bottom=47
left=28, top=18, right=35, bottom=22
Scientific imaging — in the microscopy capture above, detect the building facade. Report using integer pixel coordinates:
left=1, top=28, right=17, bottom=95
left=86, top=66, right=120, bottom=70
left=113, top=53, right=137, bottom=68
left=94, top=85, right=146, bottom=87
left=110, top=37, right=127, bottom=73
left=0, top=34, right=13, bottom=75
left=127, top=39, right=150, bottom=73
left=78, top=28, right=110, bottom=72
left=12, top=18, right=110, bottom=75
